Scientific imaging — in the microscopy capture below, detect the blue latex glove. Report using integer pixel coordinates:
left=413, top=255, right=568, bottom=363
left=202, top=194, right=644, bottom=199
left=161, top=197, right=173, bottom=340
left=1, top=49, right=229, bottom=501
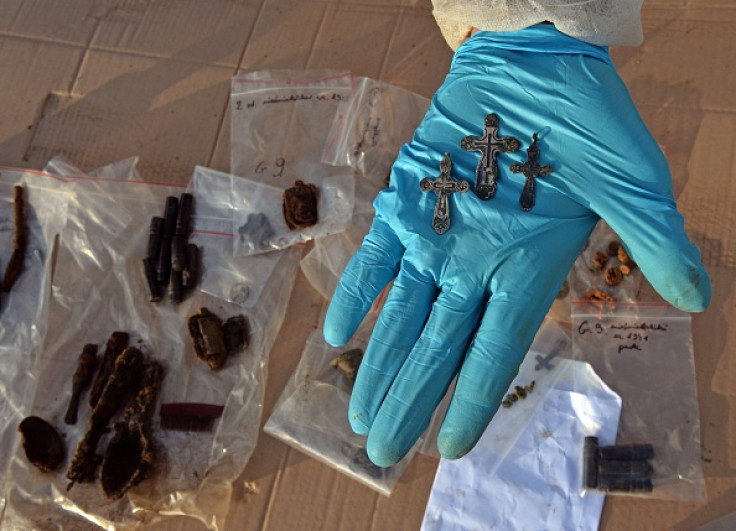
left=324, top=25, right=711, bottom=466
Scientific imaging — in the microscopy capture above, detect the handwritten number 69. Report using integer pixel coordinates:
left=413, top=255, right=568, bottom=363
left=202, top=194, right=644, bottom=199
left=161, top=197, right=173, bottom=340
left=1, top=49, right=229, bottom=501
left=254, top=158, right=286, bottom=178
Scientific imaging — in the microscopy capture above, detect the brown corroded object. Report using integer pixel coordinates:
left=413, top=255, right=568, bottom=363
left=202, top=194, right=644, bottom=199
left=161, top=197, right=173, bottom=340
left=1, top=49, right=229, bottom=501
left=100, top=359, right=163, bottom=500
left=583, top=289, right=616, bottom=302
left=188, top=308, right=228, bottom=370
left=18, top=416, right=65, bottom=473
left=501, top=381, right=535, bottom=409
left=283, top=180, right=318, bottom=230
left=620, top=261, right=637, bottom=275
left=223, top=314, right=249, bottom=356
left=591, top=251, right=608, bottom=272
left=607, top=240, right=621, bottom=257
left=2, top=186, right=26, bottom=292
left=604, top=266, right=624, bottom=287
left=89, top=332, right=130, bottom=409
left=330, top=348, right=364, bottom=383
left=556, top=279, right=570, bottom=299
left=67, top=347, right=143, bottom=488
left=64, top=344, right=99, bottom=425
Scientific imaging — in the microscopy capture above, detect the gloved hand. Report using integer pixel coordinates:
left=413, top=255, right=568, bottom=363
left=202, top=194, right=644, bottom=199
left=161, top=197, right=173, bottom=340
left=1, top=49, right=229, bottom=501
left=323, top=25, right=711, bottom=467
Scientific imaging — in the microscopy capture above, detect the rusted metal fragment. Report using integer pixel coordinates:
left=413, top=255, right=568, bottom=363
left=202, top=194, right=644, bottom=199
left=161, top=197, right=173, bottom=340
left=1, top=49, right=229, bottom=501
left=582, top=289, right=616, bottom=302
left=330, top=348, right=364, bottom=383
left=223, top=314, right=249, bottom=356
left=64, top=344, right=98, bottom=425
left=67, top=347, right=143, bottom=488
left=2, top=186, right=26, bottom=292
left=283, top=180, right=318, bottom=230
left=18, top=416, right=65, bottom=473
left=188, top=308, right=228, bottom=371
left=100, top=359, right=163, bottom=500
left=89, top=332, right=130, bottom=409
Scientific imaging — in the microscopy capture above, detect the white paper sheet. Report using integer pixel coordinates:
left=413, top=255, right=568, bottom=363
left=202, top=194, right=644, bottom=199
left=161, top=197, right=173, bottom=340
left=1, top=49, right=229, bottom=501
left=422, top=356, right=621, bottom=531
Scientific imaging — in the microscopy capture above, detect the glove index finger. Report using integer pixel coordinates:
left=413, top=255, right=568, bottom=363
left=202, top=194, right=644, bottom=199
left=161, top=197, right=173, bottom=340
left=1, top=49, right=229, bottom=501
left=324, top=219, right=403, bottom=347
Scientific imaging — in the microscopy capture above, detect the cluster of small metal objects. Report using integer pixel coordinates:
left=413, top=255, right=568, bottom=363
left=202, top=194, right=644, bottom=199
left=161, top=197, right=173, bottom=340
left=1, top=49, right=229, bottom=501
left=501, top=380, right=535, bottom=408
left=19, top=343, right=164, bottom=502
left=142, top=193, right=200, bottom=304
left=583, top=240, right=638, bottom=302
left=67, top=346, right=163, bottom=500
left=583, top=436, right=654, bottom=493
left=421, top=113, right=553, bottom=234
left=591, top=240, right=638, bottom=286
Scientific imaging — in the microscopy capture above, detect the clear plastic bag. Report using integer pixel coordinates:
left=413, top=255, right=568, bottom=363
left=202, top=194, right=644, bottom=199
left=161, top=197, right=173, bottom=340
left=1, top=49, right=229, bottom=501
left=570, top=302, right=706, bottom=500
left=422, top=318, right=622, bottom=530
left=190, top=166, right=284, bottom=308
left=0, top=167, right=70, bottom=515
left=0, top=169, right=69, bottom=352
left=230, top=70, right=355, bottom=256
left=422, top=355, right=621, bottom=530
left=2, top=171, right=301, bottom=530
left=230, top=173, right=353, bottom=256
left=45, top=154, right=144, bottom=182
left=264, top=314, right=417, bottom=496
left=302, top=79, right=430, bottom=300
left=322, top=76, right=430, bottom=179
left=300, top=176, right=383, bottom=301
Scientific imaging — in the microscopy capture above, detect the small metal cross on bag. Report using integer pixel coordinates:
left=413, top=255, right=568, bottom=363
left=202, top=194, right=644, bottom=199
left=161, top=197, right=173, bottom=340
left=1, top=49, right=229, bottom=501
left=461, top=113, right=520, bottom=200
left=510, top=133, right=552, bottom=211
left=420, top=152, right=469, bottom=234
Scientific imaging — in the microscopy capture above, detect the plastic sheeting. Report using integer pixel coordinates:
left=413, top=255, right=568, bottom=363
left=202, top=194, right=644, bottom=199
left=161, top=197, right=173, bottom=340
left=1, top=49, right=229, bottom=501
left=2, top=164, right=301, bottom=530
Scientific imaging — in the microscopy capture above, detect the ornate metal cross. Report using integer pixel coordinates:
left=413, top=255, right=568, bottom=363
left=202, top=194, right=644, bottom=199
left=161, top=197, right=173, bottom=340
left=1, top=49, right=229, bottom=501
left=461, top=113, right=520, bottom=200
left=419, top=153, right=469, bottom=235
left=510, top=133, right=552, bottom=211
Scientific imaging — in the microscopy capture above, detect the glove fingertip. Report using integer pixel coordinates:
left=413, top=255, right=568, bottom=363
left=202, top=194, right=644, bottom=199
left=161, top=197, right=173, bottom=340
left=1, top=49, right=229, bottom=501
left=348, top=408, right=370, bottom=436
left=366, top=437, right=405, bottom=468
left=323, top=294, right=360, bottom=346
left=437, top=428, right=478, bottom=461
left=322, top=320, right=348, bottom=347
left=670, top=264, right=711, bottom=313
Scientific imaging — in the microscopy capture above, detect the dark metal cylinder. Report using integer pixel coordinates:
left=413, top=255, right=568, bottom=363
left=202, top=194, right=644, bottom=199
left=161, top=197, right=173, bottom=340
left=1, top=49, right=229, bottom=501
left=142, top=258, right=161, bottom=302
left=156, top=196, right=178, bottom=285
left=182, top=243, right=199, bottom=288
left=598, top=458, right=654, bottom=478
left=598, top=475, right=653, bottom=493
left=599, top=443, right=655, bottom=461
left=171, top=234, right=187, bottom=272
left=156, top=241, right=172, bottom=285
left=162, top=196, right=179, bottom=239
left=583, top=436, right=599, bottom=489
left=175, top=193, right=193, bottom=236
left=146, top=217, right=164, bottom=261
left=169, top=269, right=183, bottom=304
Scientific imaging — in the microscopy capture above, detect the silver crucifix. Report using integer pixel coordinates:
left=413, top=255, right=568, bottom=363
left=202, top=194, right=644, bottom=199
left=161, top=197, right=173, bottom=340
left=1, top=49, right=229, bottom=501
left=510, top=133, right=552, bottom=211
left=461, top=113, right=520, bottom=200
left=420, top=153, right=469, bottom=235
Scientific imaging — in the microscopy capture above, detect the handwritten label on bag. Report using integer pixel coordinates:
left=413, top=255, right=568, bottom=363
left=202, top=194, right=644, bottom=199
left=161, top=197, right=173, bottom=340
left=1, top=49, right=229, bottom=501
left=576, top=318, right=669, bottom=354
left=234, top=92, right=345, bottom=111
